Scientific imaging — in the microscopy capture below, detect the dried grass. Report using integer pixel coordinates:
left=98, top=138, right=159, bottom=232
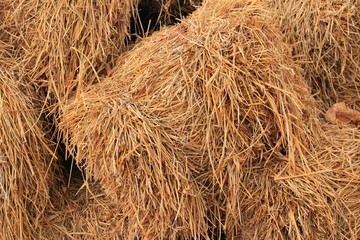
left=0, top=65, right=58, bottom=239
left=264, top=0, right=360, bottom=110
left=58, top=0, right=323, bottom=238
left=235, top=124, right=359, bottom=239
left=4, top=0, right=138, bottom=111
left=44, top=178, right=148, bottom=240
left=1, top=9, right=62, bottom=237
left=1, top=0, right=359, bottom=239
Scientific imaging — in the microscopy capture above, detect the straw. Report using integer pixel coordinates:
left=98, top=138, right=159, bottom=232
left=264, top=0, right=360, bottom=110
left=0, top=65, right=58, bottom=239
left=59, top=0, right=319, bottom=237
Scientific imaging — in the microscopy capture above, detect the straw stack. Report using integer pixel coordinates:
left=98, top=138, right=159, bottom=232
left=236, top=123, right=360, bottom=239
left=2, top=0, right=358, bottom=239
left=1, top=6, right=59, bottom=237
left=58, top=0, right=323, bottom=238
left=0, top=66, right=58, bottom=239
left=264, top=0, right=360, bottom=110
left=5, top=0, right=138, bottom=110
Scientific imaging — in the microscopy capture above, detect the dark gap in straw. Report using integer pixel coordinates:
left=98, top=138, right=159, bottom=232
left=47, top=114, right=84, bottom=189
left=58, top=141, right=83, bottom=188
left=204, top=225, right=226, bottom=240
left=129, top=0, right=200, bottom=42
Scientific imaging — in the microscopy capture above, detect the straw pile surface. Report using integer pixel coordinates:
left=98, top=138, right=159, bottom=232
left=234, top=122, right=360, bottom=239
left=44, top=178, right=140, bottom=240
left=0, top=66, right=57, bottom=239
left=1, top=0, right=359, bottom=239
left=58, top=0, right=330, bottom=238
left=2, top=6, right=50, bottom=239
left=264, top=0, right=360, bottom=109
left=4, top=0, right=138, bottom=110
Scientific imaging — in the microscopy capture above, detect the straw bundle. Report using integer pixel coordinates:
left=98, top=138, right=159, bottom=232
left=60, top=78, right=208, bottom=239
left=236, top=124, right=359, bottom=239
left=0, top=66, right=57, bottom=239
left=5, top=0, right=138, bottom=110
left=264, top=0, right=360, bottom=109
left=1, top=5, right=61, bottom=239
left=59, top=0, right=322, bottom=238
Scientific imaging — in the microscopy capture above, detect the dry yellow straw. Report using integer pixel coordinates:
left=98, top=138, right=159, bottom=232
left=264, top=0, right=360, bottom=110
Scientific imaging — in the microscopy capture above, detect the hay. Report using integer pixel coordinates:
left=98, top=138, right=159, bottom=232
left=59, top=0, right=321, bottom=238
left=264, top=0, right=360, bottom=110
left=0, top=1, right=23, bottom=61
left=1, top=0, right=358, bottom=238
left=59, top=78, right=209, bottom=238
left=309, top=125, right=360, bottom=239
left=44, top=178, right=142, bottom=240
left=4, top=0, right=138, bottom=110
left=0, top=66, right=58, bottom=239
left=1, top=5, right=65, bottom=239
left=236, top=124, right=359, bottom=239
left=1, top=13, right=60, bottom=237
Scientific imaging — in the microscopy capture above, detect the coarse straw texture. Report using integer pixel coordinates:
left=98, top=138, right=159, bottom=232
left=59, top=0, right=326, bottom=238
left=3, top=0, right=356, bottom=238
left=0, top=1, right=23, bottom=61
left=45, top=178, right=144, bottom=240
left=236, top=123, right=360, bottom=240
left=5, top=0, right=138, bottom=111
left=0, top=66, right=57, bottom=239
left=264, top=0, right=360, bottom=110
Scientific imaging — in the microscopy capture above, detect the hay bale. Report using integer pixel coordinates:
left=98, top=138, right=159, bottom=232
left=59, top=0, right=319, bottom=238
left=236, top=124, right=359, bottom=239
left=264, top=0, right=360, bottom=110
left=0, top=66, right=58, bottom=239
left=5, top=0, right=138, bottom=109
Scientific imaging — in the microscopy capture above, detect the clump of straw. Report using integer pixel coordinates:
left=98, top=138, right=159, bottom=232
left=45, top=178, right=148, bottom=239
left=5, top=0, right=138, bottom=110
left=0, top=66, right=57, bottom=239
left=1, top=4, right=61, bottom=239
left=235, top=124, right=359, bottom=239
left=264, top=0, right=360, bottom=110
left=59, top=0, right=321, bottom=238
